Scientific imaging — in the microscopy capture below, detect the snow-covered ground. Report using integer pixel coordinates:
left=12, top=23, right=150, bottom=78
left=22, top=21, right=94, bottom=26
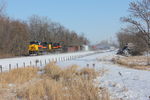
left=0, top=51, right=101, bottom=72
left=0, top=50, right=149, bottom=100
left=57, top=51, right=150, bottom=100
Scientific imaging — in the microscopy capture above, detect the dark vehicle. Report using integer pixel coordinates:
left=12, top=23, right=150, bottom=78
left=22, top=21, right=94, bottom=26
left=117, top=43, right=135, bottom=56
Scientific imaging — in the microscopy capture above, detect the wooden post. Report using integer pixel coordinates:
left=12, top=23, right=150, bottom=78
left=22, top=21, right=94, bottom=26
left=16, top=63, right=18, bottom=69
left=67, top=57, right=69, bottom=60
left=35, top=61, right=37, bottom=66
left=93, top=64, right=95, bottom=68
left=55, top=58, right=57, bottom=62
left=30, top=61, right=32, bottom=66
left=87, top=64, right=89, bottom=68
left=23, top=62, right=25, bottom=67
left=69, top=56, right=71, bottom=60
left=9, top=64, right=11, bottom=71
left=40, top=60, right=42, bottom=66
left=0, top=65, right=2, bottom=73
left=45, top=59, right=46, bottom=65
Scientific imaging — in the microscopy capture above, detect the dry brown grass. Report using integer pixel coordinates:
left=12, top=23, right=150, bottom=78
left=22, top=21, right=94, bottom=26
left=17, top=63, right=109, bottom=100
left=0, top=67, right=39, bottom=100
left=0, top=67, right=39, bottom=85
left=0, top=53, right=15, bottom=59
left=0, top=63, right=110, bottom=100
left=113, top=56, right=150, bottom=71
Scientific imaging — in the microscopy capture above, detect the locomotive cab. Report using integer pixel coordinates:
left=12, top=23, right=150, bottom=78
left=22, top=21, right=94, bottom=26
left=28, top=41, right=39, bottom=54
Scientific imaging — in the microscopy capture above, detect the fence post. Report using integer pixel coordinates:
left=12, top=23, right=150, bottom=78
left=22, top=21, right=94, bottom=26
left=55, top=58, right=57, bottom=62
left=68, top=57, right=69, bottom=60
left=16, top=63, right=18, bottom=69
left=9, top=64, right=11, bottom=71
left=23, top=62, right=25, bottom=67
left=93, top=63, right=95, bottom=69
left=0, top=65, right=2, bottom=72
left=30, top=61, right=32, bottom=66
left=45, top=59, right=46, bottom=65
left=87, top=64, right=89, bottom=68
left=63, top=57, right=65, bottom=61
left=35, top=61, right=37, bottom=66
left=40, top=60, right=42, bottom=66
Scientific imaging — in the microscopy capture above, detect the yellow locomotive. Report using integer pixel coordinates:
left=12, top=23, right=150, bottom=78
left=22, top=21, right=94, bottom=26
left=28, top=41, right=62, bottom=55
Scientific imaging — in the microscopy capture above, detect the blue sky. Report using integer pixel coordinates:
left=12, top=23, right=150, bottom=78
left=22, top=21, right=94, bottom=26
left=4, top=0, right=133, bottom=44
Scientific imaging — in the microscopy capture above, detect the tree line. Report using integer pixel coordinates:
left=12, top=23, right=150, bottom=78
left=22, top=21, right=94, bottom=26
left=0, top=8, right=89, bottom=57
left=117, top=0, right=150, bottom=55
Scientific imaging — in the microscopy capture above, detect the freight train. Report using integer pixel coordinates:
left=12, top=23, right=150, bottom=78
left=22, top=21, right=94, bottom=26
left=28, top=41, right=62, bottom=55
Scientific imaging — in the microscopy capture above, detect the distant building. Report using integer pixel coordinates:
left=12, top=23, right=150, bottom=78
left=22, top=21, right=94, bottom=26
left=63, top=44, right=81, bottom=52
left=82, top=45, right=89, bottom=51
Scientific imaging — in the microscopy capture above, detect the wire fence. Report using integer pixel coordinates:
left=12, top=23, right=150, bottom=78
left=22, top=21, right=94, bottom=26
left=0, top=51, right=100, bottom=73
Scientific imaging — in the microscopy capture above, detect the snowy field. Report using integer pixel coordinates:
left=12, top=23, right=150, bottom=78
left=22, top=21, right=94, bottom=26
left=0, top=51, right=103, bottom=72
left=57, top=51, right=150, bottom=100
left=0, top=50, right=150, bottom=100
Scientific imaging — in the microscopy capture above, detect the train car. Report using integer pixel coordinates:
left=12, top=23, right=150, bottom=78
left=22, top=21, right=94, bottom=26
left=28, top=41, right=62, bottom=55
left=51, top=43, right=62, bottom=52
left=52, top=43, right=62, bottom=49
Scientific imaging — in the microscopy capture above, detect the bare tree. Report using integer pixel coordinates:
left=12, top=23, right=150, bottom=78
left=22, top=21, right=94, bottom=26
left=121, top=0, right=150, bottom=48
left=28, top=15, right=89, bottom=47
left=117, top=26, right=147, bottom=55
left=0, top=13, right=89, bottom=57
left=0, top=1, right=6, bottom=17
